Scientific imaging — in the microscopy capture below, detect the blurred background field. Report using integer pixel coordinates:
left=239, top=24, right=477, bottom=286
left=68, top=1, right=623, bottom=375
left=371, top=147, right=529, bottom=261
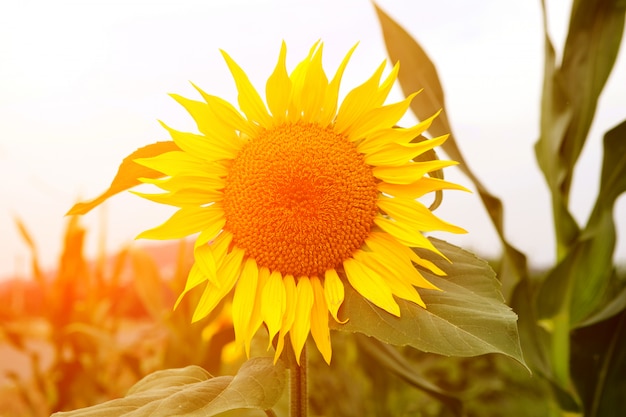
left=1, top=218, right=558, bottom=416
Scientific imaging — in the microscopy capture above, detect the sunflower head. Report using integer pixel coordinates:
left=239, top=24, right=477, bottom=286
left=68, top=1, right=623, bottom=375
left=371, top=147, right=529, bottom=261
left=134, top=42, right=467, bottom=365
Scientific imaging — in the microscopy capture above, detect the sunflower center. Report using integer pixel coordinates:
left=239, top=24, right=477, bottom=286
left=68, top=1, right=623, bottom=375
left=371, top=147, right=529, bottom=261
left=223, top=122, right=378, bottom=277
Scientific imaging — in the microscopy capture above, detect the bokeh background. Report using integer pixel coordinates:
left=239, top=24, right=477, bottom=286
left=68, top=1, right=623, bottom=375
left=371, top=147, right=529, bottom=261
left=1, top=0, right=625, bottom=278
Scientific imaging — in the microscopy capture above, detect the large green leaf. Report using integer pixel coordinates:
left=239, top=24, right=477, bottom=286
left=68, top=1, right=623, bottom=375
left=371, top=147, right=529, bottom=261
left=67, top=141, right=179, bottom=216
left=332, top=238, right=527, bottom=369
left=51, top=358, right=286, bottom=417
left=374, top=3, right=529, bottom=294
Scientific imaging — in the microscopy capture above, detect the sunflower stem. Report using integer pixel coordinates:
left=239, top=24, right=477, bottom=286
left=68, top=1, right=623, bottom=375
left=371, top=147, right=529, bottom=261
left=290, top=343, right=308, bottom=417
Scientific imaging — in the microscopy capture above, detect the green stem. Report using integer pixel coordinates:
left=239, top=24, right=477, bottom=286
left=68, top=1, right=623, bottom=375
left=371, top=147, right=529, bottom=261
left=290, top=344, right=308, bottom=417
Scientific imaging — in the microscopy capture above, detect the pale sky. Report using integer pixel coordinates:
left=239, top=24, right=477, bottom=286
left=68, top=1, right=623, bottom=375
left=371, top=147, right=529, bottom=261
left=1, top=0, right=625, bottom=279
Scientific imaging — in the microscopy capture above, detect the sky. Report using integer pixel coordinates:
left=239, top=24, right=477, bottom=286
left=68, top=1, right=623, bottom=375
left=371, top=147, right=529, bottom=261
left=0, top=0, right=625, bottom=280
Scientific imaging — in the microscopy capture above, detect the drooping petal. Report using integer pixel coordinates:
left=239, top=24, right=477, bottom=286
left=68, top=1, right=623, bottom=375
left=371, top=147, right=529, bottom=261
left=174, top=263, right=204, bottom=309
left=232, top=258, right=259, bottom=352
left=324, top=269, right=346, bottom=323
left=274, top=274, right=297, bottom=362
left=194, top=243, right=218, bottom=287
left=221, top=50, right=273, bottom=127
left=192, top=247, right=245, bottom=322
left=310, top=276, right=332, bottom=364
left=136, top=204, right=224, bottom=240
left=343, top=257, right=400, bottom=316
left=243, top=266, right=270, bottom=356
left=290, top=277, right=314, bottom=365
left=261, top=270, right=287, bottom=345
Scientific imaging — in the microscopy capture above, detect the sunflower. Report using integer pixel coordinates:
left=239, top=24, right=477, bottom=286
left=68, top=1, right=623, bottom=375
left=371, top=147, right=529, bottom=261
left=133, top=42, right=467, bottom=365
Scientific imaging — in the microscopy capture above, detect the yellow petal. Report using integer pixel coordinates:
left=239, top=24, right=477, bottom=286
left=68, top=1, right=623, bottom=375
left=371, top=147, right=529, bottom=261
left=358, top=111, right=441, bottom=153
left=378, top=197, right=467, bottom=234
left=220, top=50, right=272, bottom=127
left=261, top=270, right=286, bottom=344
left=287, top=41, right=321, bottom=123
left=375, top=61, right=400, bottom=107
left=194, top=244, right=218, bottom=287
left=299, top=45, right=328, bottom=123
left=244, top=266, right=270, bottom=356
left=274, top=274, right=297, bottom=362
left=192, top=247, right=244, bottom=322
left=334, top=60, right=386, bottom=134
left=136, top=204, right=224, bottom=240
left=135, top=151, right=228, bottom=178
left=168, top=94, right=244, bottom=153
left=377, top=177, right=470, bottom=200
left=139, top=175, right=224, bottom=194
left=310, top=276, right=332, bottom=364
left=363, top=135, right=448, bottom=167
left=365, top=233, right=440, bottom=290
left=346, top=92, right=417, bottom=141
left=160, top=121, right=238, bottom=162
left=372, top=160, right=458, bottom=184
left=324, top=269, right=346, bottom=323
left=192, top=83, right=259, bottom=138
left=373, top=217, right=446, bottom=259
left=343, top=257, right=400, bottom=316
left=319, top=43, right=358, bottom=126
left=232, top=258, right=259, bottom=353
left=131, top=188, right=222, bottom=207
left=290, top=277, right=314, bottom=365
left=265, top=41, right=292, bottom=123
left=354, top=251, right=426, bottom=309
left=174, top=263, right=204, bottom=309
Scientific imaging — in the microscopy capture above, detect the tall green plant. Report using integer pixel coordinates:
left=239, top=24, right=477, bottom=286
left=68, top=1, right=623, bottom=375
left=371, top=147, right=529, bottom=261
left=375, top=0, right=626, bottom=415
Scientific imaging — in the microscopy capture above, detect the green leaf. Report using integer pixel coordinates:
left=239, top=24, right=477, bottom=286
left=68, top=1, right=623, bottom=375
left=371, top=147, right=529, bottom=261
left=332, top=238, right=527, bottom=370
left=374, top=3, right=529, bottom=294
left=66, top=141, right=180, bottom=216
left=51, top=358, right=286, bottom=417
